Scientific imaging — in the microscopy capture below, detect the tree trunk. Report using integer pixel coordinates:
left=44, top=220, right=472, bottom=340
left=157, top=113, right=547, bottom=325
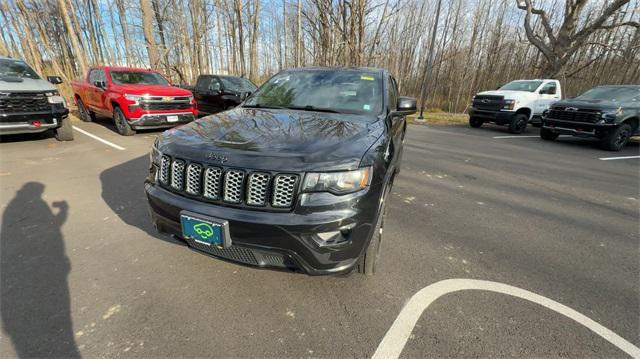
left=141, top=0, right=160, bottom=68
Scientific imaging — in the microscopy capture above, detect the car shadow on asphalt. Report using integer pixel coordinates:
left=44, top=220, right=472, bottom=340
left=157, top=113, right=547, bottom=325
left=99, top=154, right=185, bottom=246
left=0, top=182, right=80, bottom=358
left=0, top=131, right=56, bottom=143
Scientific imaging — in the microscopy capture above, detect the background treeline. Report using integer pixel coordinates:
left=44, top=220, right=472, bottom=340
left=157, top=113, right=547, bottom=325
left=0, top=0, right=638, bottom=112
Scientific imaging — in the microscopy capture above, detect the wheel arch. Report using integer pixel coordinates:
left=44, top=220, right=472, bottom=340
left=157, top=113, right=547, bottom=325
left=516, top=107, right=532, bottom=119
left=622, top=116, right=639, bottom=133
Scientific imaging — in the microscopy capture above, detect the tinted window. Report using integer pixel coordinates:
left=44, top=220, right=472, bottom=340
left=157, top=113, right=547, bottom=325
left=195, top=76, right=212, bottom=91
left=219, top=76, right=257, bottom=92
left=0, top=59, right=40, bottom=79
left=110, top=71, right=169, bottom=86
left=540, top=82, right=557, bottom=95
left=244, top=70, right=383, bottom=115
left=499, top=80, right=543, bottom=92
left=576, top=87, right=639, bottom=102
left=88, top=69, right=106, bottom=84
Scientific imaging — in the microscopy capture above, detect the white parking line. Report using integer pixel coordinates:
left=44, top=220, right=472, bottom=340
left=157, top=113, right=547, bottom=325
left=493, top=135, right=540, bottom=139
left=72, top=126, right=126, bottom=151
left=599, top=155, right=640, bottom=161
left=373, top=279, right=640, bottom=359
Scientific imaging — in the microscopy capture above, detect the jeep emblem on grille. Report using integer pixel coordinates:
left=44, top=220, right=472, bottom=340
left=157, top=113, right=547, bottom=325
left=565, top=107, right=579, bottom=111
left=162, top=96, right=174, bottom=102
left=207, top=153, right=228, bottom=163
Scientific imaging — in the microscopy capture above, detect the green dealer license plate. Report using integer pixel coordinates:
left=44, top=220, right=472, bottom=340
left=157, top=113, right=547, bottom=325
left=180, top=212, right=230, bottom=248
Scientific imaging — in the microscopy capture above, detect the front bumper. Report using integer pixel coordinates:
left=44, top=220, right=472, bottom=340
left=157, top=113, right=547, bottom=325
left=144, top=182, right=382, bottom=275
left=129, top=112, right=195, bottom=130
left=0, top=108, right=68, bottom=135
left=543, top=118, right=615, bottom=137
left=469, top=108, right=515, bottom=125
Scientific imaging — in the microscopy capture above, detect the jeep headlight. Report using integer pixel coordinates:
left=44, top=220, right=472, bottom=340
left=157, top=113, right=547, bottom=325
left=503, top=99, right=516, bottom=110
left=46, top=90, right=66, bottom=106
left=150, top=138, right=161, bottom=165
left=302, top=167, right=371, bottom=195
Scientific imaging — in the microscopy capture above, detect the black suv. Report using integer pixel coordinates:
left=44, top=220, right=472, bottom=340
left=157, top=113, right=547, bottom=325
left=145, top=67, right=416, bottom=275
left=541, top=85, right=639, bottom=151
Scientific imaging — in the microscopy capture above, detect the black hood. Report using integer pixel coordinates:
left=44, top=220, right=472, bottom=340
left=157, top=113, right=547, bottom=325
left=157, top=107, right=384, bottom=171
left=552, top=98, right=621, bottom=111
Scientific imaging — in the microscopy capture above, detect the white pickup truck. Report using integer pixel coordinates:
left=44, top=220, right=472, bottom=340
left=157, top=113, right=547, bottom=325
left=469, top=79, right=562, bottom=134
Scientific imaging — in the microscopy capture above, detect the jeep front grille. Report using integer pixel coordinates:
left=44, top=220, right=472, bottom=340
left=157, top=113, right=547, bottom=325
left=158, top=155, right=299, bottom=210
left=548, top=108, right=600, bottom=123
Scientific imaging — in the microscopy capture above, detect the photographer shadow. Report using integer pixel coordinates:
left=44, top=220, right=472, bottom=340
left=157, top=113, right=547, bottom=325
left=1, top=182, right=80, bottom=358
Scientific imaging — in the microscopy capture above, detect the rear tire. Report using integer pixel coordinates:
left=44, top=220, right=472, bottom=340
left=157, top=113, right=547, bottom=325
left=54, top=117, right=74, bottom=141
left=469, top=117, right=484, bottom=128
left=77, top=99, right=92, bottom=122
left=600, top=123, right=632, bottom=151
left=113, top=106, right=135, bottom=136
left=540, top=128, right=559, bottom=141
left=509, top=114, right=528, bottom=134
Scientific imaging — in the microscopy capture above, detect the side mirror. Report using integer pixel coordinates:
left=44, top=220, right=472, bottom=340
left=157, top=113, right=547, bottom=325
left=393, top=96, right=417, bottom=115
left=47, top=76, right=63, bottom=84
left=93, top=80, right=106, bottom=89
left=240, top=91, right=252, bottom=101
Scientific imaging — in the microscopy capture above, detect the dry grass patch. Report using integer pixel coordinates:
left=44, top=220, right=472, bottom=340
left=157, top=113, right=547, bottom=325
left=407, top=112, right=468, bottom=125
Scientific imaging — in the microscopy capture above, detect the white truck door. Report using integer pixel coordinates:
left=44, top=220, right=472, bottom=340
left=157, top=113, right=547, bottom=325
left=534, top=81, right=561, bottom=115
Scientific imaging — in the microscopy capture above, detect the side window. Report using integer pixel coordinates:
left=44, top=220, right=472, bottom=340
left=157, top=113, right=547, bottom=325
left=195, top=76, right=211, bottom=91
left=209, top=78, right=222, bottom=92
left=388, top=76, right=399, bottom=110
left=88, top=69, right=99, bottom=84
left=540, top=82, right=557, bottom=95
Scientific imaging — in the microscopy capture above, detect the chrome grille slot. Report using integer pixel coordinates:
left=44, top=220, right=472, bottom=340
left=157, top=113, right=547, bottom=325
left=170, top=159, right=185, bottom=190
left=247, top=173, right=270, bottom=206
left=159, top=156, right=171, bottom=184
left=223, top=170, right=245, bottom=203
left=158, top=157, right=297, bottom=210
left=203, top=167, right=222, bottom=199
left=185, top=164, right=202, bottom=195
left=272, top=175, right=298, bottom=208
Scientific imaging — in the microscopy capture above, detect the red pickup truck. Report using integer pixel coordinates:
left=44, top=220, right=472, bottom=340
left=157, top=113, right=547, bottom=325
left=71, top=66, right=197, bottom=135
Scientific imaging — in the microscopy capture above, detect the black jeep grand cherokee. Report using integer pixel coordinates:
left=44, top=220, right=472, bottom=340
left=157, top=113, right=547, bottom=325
left=541, top=85, right=639, bottom=151
left=145, top=67, right=416, bottom=275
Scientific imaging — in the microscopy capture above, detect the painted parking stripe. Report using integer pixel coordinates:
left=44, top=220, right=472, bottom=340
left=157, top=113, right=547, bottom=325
left=373, top=279, right=640, bottom=359
left=599, top=155, right=640, bottom=161
left=72, top=126, right=126, bottom=151
left=493, top=135, right=540, bottom=139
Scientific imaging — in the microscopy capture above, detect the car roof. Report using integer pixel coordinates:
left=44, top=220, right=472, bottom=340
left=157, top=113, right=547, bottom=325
left=592, top=85, right=640, bottom=89
left=284, top=66, right=386, bottom=74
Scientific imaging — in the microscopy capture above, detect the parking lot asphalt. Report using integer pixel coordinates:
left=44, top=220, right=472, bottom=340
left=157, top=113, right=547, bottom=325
left=1, top=118, right=638, bottom=358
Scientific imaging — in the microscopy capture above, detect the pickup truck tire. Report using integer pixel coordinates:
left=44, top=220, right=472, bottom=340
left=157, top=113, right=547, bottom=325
left=540, top=128, right=559, bottom=141
left=54, top=117, right=74, bottom=141
left=77, top=99, right=92, bottom=122
left=509, top=114, right=528, bottom=134
left=356, top=190, right=388, bottom=276
left=601, top=123, right=632, bottom=151
left=113, top=106, right=135, bottom=136
left=469, top=117, right=484, bottom=128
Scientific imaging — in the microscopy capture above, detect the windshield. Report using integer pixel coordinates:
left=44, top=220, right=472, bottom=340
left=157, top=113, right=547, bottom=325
left=110, top=71, right=169, bottom=86
left=499, top=80, right=543, bottom=92
left=244, top=70, right=383, bottom=114
left=576, top=87, right=639, bottom=102
left=220, top=76, right=257, bottom=92
left=0, top=59, right=40, bottom=79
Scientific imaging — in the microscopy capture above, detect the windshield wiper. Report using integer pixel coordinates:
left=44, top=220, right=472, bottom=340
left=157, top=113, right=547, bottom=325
left=284, top=105, right=341, bottom=113
left=242, top=104, right=286, bottom=109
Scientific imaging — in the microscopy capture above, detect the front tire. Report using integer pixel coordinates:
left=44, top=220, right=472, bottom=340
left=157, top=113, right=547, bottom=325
left=601, top=123, right=632, bottom=151
left=509, top=114, right=528, bottom=134
left=54, top=117, right=74, bottom=141
left=469, top=117, right=484, bottom=128
left=540, top=127, right=559, bottom=141
left=113, top=106, right=135, bottom=136
left=356, top=190, right=388, bottom=276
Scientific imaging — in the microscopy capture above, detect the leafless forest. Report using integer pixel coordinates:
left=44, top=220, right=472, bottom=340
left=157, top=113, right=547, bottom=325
left=1, top=0, right=638, bottom=112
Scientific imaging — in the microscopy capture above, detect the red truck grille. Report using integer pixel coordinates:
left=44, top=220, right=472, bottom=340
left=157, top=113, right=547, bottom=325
left=138, top=96, right=192, bottom=111
left=0, top=92, right=51, bottom=113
